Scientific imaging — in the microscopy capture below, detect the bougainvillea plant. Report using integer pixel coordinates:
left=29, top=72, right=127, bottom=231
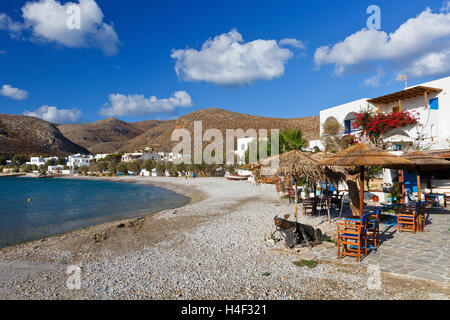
left=352, top=109, right=419, bottom=143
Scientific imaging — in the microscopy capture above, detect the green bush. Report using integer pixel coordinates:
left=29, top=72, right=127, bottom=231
left=293, top=260, right=318, bottom=268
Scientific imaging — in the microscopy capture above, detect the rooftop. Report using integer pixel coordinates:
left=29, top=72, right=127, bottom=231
left=367, top=86, right=442, bottom=104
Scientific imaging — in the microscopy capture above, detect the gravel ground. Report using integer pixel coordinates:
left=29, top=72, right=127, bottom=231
left=0, top=177, right=448, bottom=300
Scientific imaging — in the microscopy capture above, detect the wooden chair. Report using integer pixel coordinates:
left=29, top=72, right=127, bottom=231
left=397, top=204, right=419, bottom=234
left=444, top=194, right=450, bottom=208
left=366, top=209, right=381, bottom=250
left=287, top=188, right=296, bottom=204
left=331, top=192, right=344, bottom=211
left=337, top=214, right=369, bottom=262
left=302, top=198, right=316, bottom=215
left=318, top=193, right=330, bottom=212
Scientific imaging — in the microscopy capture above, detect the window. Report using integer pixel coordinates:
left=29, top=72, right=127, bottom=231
left=429, top=98, right=439, bottom=110
left=344, top=120, right=352, bottom=133
left=393, top=144, right=402, bottom=151
left=344, top=118, right=357, bottom=133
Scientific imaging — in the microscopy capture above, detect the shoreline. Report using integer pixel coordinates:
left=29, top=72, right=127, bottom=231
left=0, top=176, right=205, bottom=257
left=0, top=175, right=202, bottom=252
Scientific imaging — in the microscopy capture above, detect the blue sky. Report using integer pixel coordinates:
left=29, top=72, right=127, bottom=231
left=0, top=0, right=449, bottom=123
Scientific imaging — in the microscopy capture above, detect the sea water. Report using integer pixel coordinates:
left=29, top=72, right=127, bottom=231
left=0, top=177, right=190, bottom=248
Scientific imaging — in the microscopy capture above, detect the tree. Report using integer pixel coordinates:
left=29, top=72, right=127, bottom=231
left=0, top=156, right=6, bottom=166
left=43, top=160, right=53, bottom=170
left=57, top=157, right=67, bottom=165
left=143, top=159, right=156, bottom=171
left=108, top=161, right=117, bottom=174
left=116, top=162, right=128, bottom=174
left=77, top=166, right=89, bottom=175
left=128, top=160, right=141, bottom=174
left=100, top=153, right=122, bottom=162
left=280, top=129, right=307, bottom=153
left=321, top=118, right=342, bottom=153
left=156, top=162, right=166, bottom=176
left=11, top=155, right=28, bottom=166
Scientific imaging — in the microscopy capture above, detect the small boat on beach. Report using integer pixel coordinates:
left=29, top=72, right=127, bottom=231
left=225, top=174, right=249, bottom=181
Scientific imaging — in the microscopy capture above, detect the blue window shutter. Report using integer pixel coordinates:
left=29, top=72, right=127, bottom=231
left=344, top=120, right=351, bottom=133
left=429, top=98, right=439, bottom=110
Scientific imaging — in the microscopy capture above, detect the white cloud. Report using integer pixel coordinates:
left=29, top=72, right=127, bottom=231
left=441, top=1, right=450, bottom=12
left=171, top=29, right=295, bottom=86
left=363, top=69, right=385, bottom=87
left=0, top=0, right=119, bottom=55
left=24, top=105, right=82, bottom=123
left=99, top=91, right=193, bottom=117
left=279, top=38, right=305, bottom=49
left=0, top=13, right=24, bottom=37
left=314, top=7, right=450, bottom=79
left=0, top=84, right=28, bottom=100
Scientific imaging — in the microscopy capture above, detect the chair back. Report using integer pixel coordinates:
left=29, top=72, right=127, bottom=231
left=403, top=203, right=417, bottom=215
left=303, top=198, right=315, bottom=207
left=287, top=188, right=296, bottom=201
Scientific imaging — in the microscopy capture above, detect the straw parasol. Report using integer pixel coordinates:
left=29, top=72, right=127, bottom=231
left=318, top=143, right=414, bottom=216
left=252, top=150, right=326, bottom=183
left=401, top=150, right=450, bottom=209
left=251, top=150, right=329, bottom=223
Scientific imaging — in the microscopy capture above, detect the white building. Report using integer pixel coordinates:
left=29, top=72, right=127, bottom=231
left=158, top=152, right=183, bottom=162
left=26, top=156, right=61, bottom=167
left=122, top=152, right=159, bottom=162
left=26, top=157, right=46, bottom=166
left=313, top=76, right=450, bottom=152
left=67, top=154, right=93, bottom=169
left=312, top=75, right=450, bottom=197
left=44, top=156, right=59, bottom=164
left=122, top=153, right=143, bottom=162
left=94, top=154, right=110, bottom=161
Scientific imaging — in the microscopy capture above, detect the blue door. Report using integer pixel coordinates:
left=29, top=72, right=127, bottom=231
left=404, top=170, right=418, bottom=193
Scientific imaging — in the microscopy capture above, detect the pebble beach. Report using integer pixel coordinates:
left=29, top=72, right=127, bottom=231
left=0, top=177, right=448, bottom=300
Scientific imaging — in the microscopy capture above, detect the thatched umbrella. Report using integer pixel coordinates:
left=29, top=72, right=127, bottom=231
left=252, top=150, right=328, bottom=223
left=318, top=143, right=414, bottom=216
left=310, top=152, right=349, bottom=219
left=401, top=151, right=450, bottom=214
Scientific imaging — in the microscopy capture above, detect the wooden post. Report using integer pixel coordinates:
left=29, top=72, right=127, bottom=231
left=417, top=172, right=421, bottom=203
left=313, top=184, right=317, bottom=216
left=294, top=180, right=298, bottom=223
left=326, top=182, right=331, bottom=223
left=360, top=166, right=365, bottom=216
left=399, top=170, right=405, bottom=205
left=424, top=91, right=428, bottom=109
left=417, top=172, right=422, bottom=231
left=377, top=104, right=381, bottom=114
left=398, top=99, right=402, bottom=111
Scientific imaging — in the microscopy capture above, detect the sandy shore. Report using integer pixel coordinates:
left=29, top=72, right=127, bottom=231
left=0, top=176, right=447, bottom=299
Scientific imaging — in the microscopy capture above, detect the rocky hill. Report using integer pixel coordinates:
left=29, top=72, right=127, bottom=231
left=1, top=109, right=320, bottom=155
left=57, top=117, right=158, bottom=154
left=120, top=108, right=320, bottom=152
left=0, top=114, right=89, bottom=156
